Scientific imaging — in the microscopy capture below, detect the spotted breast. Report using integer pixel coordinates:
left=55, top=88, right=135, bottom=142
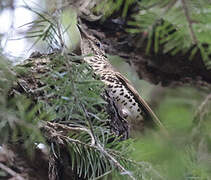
left=79, top=25, right=166, bottom=133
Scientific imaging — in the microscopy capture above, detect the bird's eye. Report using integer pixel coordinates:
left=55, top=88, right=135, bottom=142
left=95, top=42, right=101, bottom=47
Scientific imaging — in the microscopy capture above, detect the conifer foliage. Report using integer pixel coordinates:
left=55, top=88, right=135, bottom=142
left=100, top=0, right=211, bottom=67
left=0, top=1, right=211, bottom=180
left=0, top=52, right=146, bottom=179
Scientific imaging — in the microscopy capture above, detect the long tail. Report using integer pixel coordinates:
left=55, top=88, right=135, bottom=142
left=115, top=72, right=169, bottom=136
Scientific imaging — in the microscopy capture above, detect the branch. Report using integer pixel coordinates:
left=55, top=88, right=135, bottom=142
left=41, top=121, right=136, bottom=180
left=0, top=162, right=25, bottom=180
left=194, top=93, right=211, bottom=122
left=40, top=121, right=96, bottom=146
left=181, top=0, right=198, bottom=45
left=81, top=104, right=98, bottom=145
left=64, top=136, right=136, bottom=180
left=80, top=104, right=136, bottom=180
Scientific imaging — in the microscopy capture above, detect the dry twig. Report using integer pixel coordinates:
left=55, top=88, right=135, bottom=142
left=194, top=93, right=211, bottom=123
left=181, top=0, right=198, bottom=45
left=0, top=162, right=25, bottom=180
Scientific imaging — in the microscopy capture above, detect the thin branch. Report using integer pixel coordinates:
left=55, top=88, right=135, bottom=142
left=181, top=0, right=198, bottom=45
left=107, top=150, right=164, bottom=180
left=42, top=121, right=136, bottom=180
left=94, top=170, right=113, bottom=180
left=80, top=105, right=136, bottom=180
left=194, top=93, right=211, bottom=122
left=81, top=104, right=98, bottom=145
left=197, top=94, right=211, bottom=114
left=40, top=121, right=96, bottom=145
left=0, top=162, right=25, bottom=180
left=64, top=135, right=136, bottom=180
left=96, top=143, right=136, bottom=180
left=164, top=0, right=177, bottom=13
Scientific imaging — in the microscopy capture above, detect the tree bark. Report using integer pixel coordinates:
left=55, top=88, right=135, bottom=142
left=80, top=18, right=211, bottom=90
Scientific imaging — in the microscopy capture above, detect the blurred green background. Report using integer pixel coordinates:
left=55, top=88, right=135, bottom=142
left=109, top=55, right=211, bottom=180
left=0, top=0, right=211, bottom=179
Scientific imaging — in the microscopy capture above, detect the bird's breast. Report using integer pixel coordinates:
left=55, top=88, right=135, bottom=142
left=101, top=73, right=145, bottom=124
left=84, top=55, right=145, bottom=125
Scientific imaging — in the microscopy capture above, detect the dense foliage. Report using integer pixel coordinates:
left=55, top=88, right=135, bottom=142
left=99, top=0, right=211, bottom=67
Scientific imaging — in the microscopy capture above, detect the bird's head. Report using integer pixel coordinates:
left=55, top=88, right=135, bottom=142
left=81, top=35, right=106, bottom=57
left=78, top=24, right=105, bottom=56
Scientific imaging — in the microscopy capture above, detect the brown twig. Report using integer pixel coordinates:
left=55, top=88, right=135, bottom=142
left=0, top=162, right=25, bottom=180
left=40, top=121, right=96, bottom=146
left=194, top=93, right=211, bottom=122
left=181, top=0, right=198, bottom=45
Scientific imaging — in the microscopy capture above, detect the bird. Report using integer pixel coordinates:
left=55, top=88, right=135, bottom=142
left=78, top=24, right=167, bottom=136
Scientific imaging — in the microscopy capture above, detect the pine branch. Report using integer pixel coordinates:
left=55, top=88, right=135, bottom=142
left=96, top=143, right=136, bottom=180
left=41, top=121, right=136, bottom=180
left=81, top=103, right=98, bottom=146
left=40, top=121, right=96, bottom=146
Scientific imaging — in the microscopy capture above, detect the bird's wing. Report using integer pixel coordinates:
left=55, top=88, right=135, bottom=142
left=114, top=71, right=167, bottom=133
